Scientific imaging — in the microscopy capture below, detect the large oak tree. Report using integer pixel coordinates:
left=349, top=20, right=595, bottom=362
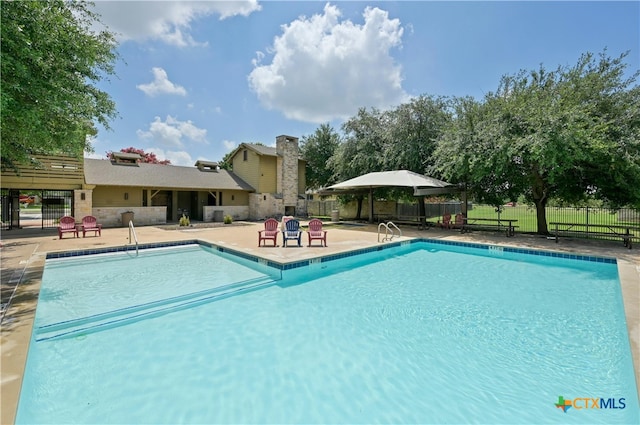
left=1, top=0, right=118, bottom=170
left=433, top=51, right=640, bottom=234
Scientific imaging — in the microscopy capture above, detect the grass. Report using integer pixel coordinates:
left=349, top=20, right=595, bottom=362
left=428, top=205, right=638, bottom=233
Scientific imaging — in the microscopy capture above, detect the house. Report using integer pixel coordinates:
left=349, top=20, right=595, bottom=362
left=0, top=135, right=306, bottom=229
left=228, top=135, right=307, bottom=220
left=82, top=154, right=255, bottom=226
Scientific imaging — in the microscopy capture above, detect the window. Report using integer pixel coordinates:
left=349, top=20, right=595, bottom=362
left=243, top=150, right=248, bottom=161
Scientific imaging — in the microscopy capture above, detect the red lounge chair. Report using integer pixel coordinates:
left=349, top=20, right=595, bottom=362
left=258, top=218, right=279, bottom=246
left=451, top=213, right=465, bottom=229
left=282, top=219, right=302, bottom=247
left=81, top=215, right=102, bottom=237
left=57, top=216, right=78, bottom=239
left=438, top=213, right=452, bottom=229
left=307, top=218, right=327, bottom=247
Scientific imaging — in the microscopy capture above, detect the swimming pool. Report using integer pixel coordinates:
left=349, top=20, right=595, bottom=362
left=16, top=240, right=639, bottom=424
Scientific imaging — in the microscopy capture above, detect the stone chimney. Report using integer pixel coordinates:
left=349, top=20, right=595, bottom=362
left=276, top=135, right=299, bottom=214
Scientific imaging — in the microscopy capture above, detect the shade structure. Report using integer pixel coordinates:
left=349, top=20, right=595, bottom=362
left=324, top=170, right=452, bottom=193
left=319, top=170, right=457, bottom=223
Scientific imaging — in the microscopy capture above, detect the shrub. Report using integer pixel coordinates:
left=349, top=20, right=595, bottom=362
left=223, top=214, right=233, bottom=224
left=179, top=214, right=190, bottom=226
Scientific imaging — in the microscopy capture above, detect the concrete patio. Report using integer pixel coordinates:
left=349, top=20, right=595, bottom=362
left=1, top=221, right=638, bottom=424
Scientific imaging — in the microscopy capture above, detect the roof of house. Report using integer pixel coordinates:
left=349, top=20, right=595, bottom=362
left=84, top=158, right=255, bottom=191
left=228, top=142, right=305, bottom=161
left=229, top=143, right=277, bottom=159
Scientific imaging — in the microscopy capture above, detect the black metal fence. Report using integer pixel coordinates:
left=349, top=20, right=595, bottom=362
left=313, top=198, right=640, bottom=241
left=41, top=190, right=73, bottom=228
left=432, top=203, right=640, bottom=242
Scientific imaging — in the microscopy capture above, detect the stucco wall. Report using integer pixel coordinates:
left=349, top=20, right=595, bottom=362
left=91, top=206, right=167, bottom=227
left=203, top=206, right=249, bottom=221
left=92, top=186, right=142, bottom=208
left=224, top=190, right=249, bottom=206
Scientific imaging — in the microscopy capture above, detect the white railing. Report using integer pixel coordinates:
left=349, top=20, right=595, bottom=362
left=378, top=221, right=402, bottom=243
left=128, top=220, right=139, bottom=256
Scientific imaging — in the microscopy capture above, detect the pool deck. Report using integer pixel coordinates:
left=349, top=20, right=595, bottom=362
left=1, top=221, right=638, bottom=424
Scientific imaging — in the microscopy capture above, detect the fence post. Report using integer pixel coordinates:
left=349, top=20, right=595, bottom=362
left=586, top=206, right=589, bottom=234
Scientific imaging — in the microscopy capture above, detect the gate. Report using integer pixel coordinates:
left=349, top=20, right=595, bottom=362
left=41, top=190, right=73, bottom=228
left=1, top=189, right=12, bottom=230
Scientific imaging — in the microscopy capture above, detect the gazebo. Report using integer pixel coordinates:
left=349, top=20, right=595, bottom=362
left=319, top=170, right=459, bottom=223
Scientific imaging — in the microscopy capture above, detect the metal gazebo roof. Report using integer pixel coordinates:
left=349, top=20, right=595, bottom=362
left=321, top=170, right=455, bottom=195
left=319, top=170, right=458, bottom=223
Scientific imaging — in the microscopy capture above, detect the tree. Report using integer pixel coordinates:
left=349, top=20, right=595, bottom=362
left=219, top=151, right=234, bottom=170
left=382, top=95, right=451, bottom=174
left=433, top=51, right=640, bottom=234
left=108, top=147, right=171, bottom=165
left=300, top=123, right=341, bottom=190
left=381, top=95, right=452, bottom=220
left=1, top=0, right=118, bottom=170
left=328, top=108, right=387, bottom=219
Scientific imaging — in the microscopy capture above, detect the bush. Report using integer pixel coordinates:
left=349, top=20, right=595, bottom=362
left=179, top=214, right=190, bottom=226
left=223, top=214, right=233, bottom=224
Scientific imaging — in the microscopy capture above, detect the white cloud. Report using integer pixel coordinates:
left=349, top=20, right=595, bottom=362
left=137, top=68, right=187, bottom=97
left=84, top=136, right=109, bottom=159
left=248, top=3, right=409, bottom=123
left=222, top=140, right=236, bottom=151
left=137, top=115, right=208, bottom=148
left=146, top=148, right=193, bottom=167
left=91, top=1, right=261, bottom=47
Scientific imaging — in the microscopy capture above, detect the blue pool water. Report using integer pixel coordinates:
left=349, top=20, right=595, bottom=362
left=16, top=241, right=639, bottom=424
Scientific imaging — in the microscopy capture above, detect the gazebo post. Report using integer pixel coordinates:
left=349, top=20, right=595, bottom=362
left=368, top=187, right=374, bottom=224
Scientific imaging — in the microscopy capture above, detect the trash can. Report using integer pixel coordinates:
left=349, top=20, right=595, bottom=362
left=213, top=210, right=224, bottom=222
left=121, top=211, right=134, bottom=227
left=331, top=209, right=339, bottom=222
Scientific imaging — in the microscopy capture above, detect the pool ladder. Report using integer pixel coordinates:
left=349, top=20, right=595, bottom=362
left=378, top=221, right=402, bottom=243
left=128, top=220, right=139, bottom=257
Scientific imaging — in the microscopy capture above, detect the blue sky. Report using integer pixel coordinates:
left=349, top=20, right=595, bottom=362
left=88, top=1, right=640, bottom=166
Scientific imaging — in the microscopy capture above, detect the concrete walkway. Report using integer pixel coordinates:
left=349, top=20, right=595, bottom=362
left=1, top=221, right=638, bottom=424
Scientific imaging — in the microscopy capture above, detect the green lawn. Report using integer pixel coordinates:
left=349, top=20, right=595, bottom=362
left=429, top=204, right=635, bottom=233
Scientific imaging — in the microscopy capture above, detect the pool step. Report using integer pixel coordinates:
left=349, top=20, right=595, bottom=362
left=35, top=276, right=277, bottom=341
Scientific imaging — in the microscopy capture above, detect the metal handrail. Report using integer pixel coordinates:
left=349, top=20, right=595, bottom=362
left=128, top=220, right=139, bottom=256
left=387, top=221, right=402, bottom=238
left=378, top=222, right=389, bottom=242
left=378, top=221, right=402, bottom=243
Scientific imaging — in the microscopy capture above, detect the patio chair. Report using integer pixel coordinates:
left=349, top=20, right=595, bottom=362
left=258, top=218, right=279, bottom=247
left=307, top=218, right=328, bottom=247
left=57, top=216, right=78, bottom=239
left=438, top=213, right=452, bottom=229
left=81, top=215, right=102, bottom=237
left=282, top=219, right=302, bottom=247
left=451, top=213, right=465, bottom=229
